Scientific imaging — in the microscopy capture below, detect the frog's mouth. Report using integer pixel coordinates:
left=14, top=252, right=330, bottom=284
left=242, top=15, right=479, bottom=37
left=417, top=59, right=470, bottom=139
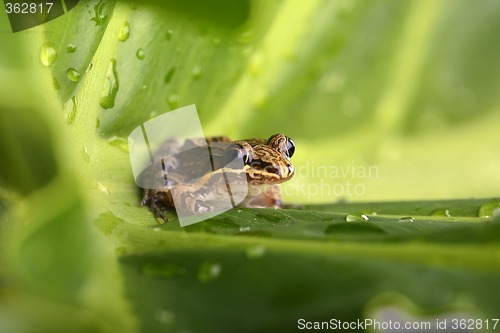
left=243, top=161, right=295, bottom=185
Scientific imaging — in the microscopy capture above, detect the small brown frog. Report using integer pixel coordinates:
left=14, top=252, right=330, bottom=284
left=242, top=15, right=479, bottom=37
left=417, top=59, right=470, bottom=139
left=140, top=134, right=295, bottom=222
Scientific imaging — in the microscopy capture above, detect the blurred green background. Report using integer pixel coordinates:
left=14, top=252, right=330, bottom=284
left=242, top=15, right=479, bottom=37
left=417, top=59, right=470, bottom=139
left=1, top=0, right=500, bottom=332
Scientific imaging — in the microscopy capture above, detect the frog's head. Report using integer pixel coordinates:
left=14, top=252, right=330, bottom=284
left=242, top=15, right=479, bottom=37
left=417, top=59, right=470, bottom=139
left=226, top=134, right=295, bottom=185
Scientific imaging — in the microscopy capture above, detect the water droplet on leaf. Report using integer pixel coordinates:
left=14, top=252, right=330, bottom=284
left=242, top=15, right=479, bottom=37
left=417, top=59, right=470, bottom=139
left=398, top=216, right=415, bottom=223
left=66, top=68, right=81, bottom=82
left=165, top=29, right=174, bottom=40
left=167, top=94, right=179, bottom=109
left=246, top=245, right=265, bottom=259
left=86, top=62, right=93, bottom=72
left=430, top=209, right=451, bottom=217
left=164, top=67, right=176, bottom=84
left=118, top=21, right=130, bottom=41
left=81, top=146, right=89, bottom=163
left=197, top=262, right=221, bottom=283
left=66, top=44, right=77, bottom=53
left=346, top=213, right=369, bottom=222
left=478, top=200, right=500, bottom=218
left=66, top=96, right=77, bottom=124
left=40, top=44, right=57, bottom=67
left=191, top=65, right=202, bottom=79
left=100, top=59, right=119, bottom=109
left=107, top=136, right=129, bottom=152
left=97, top=181, right=109, bottom=194
left=136, top=48, right=145, bottom=60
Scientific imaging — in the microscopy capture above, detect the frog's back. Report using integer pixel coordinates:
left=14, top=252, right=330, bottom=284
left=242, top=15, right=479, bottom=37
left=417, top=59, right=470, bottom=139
left=140, top=137, right=233, bottom=187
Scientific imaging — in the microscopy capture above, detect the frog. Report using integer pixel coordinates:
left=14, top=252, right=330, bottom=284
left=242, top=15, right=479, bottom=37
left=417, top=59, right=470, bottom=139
left=139, top=133, right=295, bottom=222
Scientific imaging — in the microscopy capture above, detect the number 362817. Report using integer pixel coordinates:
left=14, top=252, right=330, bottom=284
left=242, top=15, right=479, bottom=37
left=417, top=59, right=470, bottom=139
left=5, top=2, right=54, bottom=14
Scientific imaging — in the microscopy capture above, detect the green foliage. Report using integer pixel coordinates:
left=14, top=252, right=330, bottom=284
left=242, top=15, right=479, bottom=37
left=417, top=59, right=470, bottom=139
left=1, top=1, right=500, bottom=332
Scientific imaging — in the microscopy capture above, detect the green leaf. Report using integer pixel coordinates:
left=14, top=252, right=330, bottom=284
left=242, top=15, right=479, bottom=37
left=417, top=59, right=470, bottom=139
left=0, top=107, right=58, bottom=195
left=1, top=0, right=500, bottom=332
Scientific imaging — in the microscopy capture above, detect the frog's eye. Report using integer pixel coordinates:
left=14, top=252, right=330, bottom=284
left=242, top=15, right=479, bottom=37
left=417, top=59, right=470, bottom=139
left=267, top=134, right=295, bottom=158
left=286, top=138, right=295, bottom=158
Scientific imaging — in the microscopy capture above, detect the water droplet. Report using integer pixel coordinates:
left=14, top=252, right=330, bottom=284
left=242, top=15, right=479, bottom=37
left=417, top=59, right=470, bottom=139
left=478, top=200, right=500, bottom=218
left=136, top=48, right=145, bottom=60
left=107, top=136, right=129, bottom=152
left=164, top=67, right=176, bottom=84
left=40, top=44, right=57, bottom=67
left=66, top=96, right=77, bottom=124
left=430, top=209, right=451, bottom=217
left=155, top=309, right=174, bottom=324
left=167, top=94, right=179, bottom=109
left=66, top=68, right=81, bottom=82
left=239, top=226, right=250, bottom=232
left=197, top=262, right=221, bottom=283
left=86, top=62, right=93, bottom=72
left=346, top=213, right=369, bottom=222
left=246, top=245, right=265, bottom=259
left=212, top=37, right=221, bottom=45
left=191, top=65, right=202, bottom=79
left=90, top=0, right=108, bottom=26
left=165, top=29, right=174, bottom=40
left=81, top=146, right=89, bottom=163
left=66, top=44, right=77, bottom=53
left=398, top=216, right=415, bottom=223
left=97, top=181, right=109, bottom=195
left=118, top=21, right=130, bottom=41
left=100, top=59, right=119, bottom=109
